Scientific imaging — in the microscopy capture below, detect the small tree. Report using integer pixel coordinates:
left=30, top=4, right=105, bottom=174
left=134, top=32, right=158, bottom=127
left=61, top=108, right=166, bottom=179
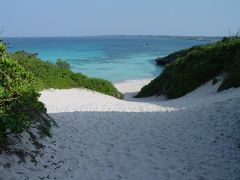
left=56, top=59, right=71, bottom=70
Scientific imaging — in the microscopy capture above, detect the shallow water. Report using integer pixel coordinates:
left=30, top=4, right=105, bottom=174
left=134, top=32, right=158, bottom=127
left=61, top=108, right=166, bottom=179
left=4, top=36, right=214, bottom=82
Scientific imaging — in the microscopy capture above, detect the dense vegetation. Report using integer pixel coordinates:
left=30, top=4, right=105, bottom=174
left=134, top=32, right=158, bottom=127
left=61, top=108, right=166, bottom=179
left=136, top=37, right=240, bottom=98
left=0, top=44, right=53, bottom=146
left=10, top=51, right=123, bottom=99
left=155, top=49, right=190, bottom=66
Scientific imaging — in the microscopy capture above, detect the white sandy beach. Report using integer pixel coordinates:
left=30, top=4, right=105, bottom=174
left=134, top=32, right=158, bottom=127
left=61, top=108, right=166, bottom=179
left=0, top=78, right=240, bottom=179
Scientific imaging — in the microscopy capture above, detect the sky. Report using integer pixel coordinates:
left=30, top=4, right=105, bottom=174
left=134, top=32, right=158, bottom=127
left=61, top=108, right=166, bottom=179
left=0, top=0, right=239, bottom=37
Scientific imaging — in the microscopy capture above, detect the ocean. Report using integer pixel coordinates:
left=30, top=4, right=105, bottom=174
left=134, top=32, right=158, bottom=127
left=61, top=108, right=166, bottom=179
left=4, top=36, right=215, bottom=82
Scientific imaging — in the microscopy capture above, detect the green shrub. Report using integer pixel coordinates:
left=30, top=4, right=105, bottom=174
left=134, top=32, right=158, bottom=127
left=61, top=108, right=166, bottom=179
left=155, top=48, right=192, bottom=66
left=218, top=49, right=240, bottom=91
left=71, top=73, right=123, bottom=99
left=10, top=51, right=123, bottom=98
left=0, top=44, right=52, bottom=146
left=136, top=37, right=240, bottom=98
left=56, top=58, right=71, bottom=70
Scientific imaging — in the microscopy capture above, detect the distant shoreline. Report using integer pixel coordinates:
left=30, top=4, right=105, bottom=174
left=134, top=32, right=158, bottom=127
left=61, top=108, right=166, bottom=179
left=3, top=35, right=222, bottom=41
left=114, top=77, right=154, bottom=94
left=112, top=76, right=155, bottom=84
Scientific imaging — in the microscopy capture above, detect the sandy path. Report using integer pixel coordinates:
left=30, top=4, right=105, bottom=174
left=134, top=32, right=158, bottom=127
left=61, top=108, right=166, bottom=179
left=0, top=80, right=240, bottom=179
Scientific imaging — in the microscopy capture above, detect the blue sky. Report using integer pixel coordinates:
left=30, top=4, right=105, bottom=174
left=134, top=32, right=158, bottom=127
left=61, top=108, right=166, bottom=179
left=1, top=0, right=239, bottom=37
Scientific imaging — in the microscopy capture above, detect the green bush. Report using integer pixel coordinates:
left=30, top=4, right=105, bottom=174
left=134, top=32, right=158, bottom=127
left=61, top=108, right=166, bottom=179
left=136, top=37, right=240, bottom=98
left=218, top=49, right=240, bottom=91
left=10, top=51, right=74, bottom=90
left=56, top=58, right=71, bottom=70
left=0, top=44, right=52, bottom=146
left=11, top=51, right=123, bottom=98
left=155, top=48, right=191, bottom=66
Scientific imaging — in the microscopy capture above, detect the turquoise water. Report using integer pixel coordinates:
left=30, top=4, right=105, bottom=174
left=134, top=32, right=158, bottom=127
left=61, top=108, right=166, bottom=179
left=4, top=36, right=214, bottom=82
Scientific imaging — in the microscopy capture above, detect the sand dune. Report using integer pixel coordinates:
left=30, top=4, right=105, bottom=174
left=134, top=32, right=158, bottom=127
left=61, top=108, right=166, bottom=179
left=0, top=79, right=240, bottom=179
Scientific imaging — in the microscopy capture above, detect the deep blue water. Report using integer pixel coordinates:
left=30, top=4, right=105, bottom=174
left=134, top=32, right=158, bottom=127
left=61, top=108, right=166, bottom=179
left=4, top=36, right=214, bottom=82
